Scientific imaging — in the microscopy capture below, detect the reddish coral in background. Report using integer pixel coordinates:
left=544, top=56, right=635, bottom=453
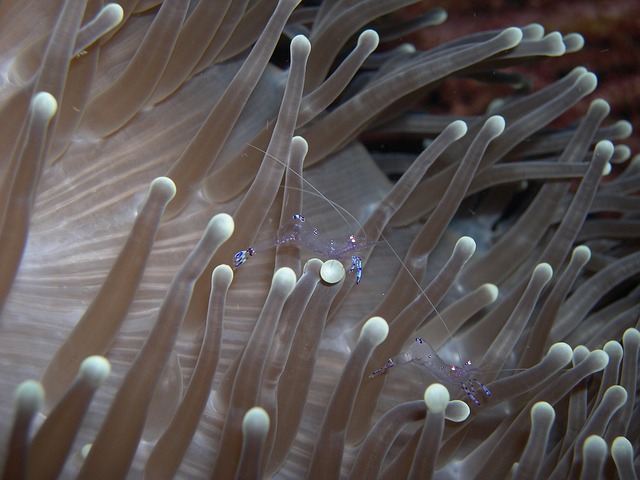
left=407, top=0, right=639, bottom=151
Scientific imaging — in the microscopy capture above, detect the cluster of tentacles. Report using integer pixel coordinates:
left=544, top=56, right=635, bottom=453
left=0, top=1, right=638, bottom=479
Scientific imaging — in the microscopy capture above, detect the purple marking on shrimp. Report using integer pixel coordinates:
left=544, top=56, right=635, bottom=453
left=233, top=214, right=375, bottom=284
left=234, top=247, right=255, bottom=267
left=349, top=256, right=362, bottom=284
left=369, top=337, right=491, bottom=406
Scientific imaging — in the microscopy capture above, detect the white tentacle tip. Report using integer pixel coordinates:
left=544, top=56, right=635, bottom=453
left=563, top=32, right=584, bottom=52
left=531, top=401, right=555, bottom=423
left=273, top=267, right=297, bottom=295
left=603, top=385, right=627, bottom=407
left=149, top=177, right=177, bottom=200
left=291, top=35, right=311, bottom=57
left=103, top=4, right=125, bottom=25
left=479, top=283, right=499, bottom=303
left=424, top=383, right=450, bottom=414
left=548, top=342, right=573, bottom=364
left=543, top=32, right=566, bottom=56
left=594, top=139, right=614, bottom=159
left=242, top=407, right=270, bottom=437
left=611, top=436, right=633, bottom=458
left=320, top=259, right=345, bottom=284
left=303, top=258, right=323, bottom=274
left=603, top=340, right=623, bottom=357
left=445, top=400, right=470, bottom=422
left=456, top=236, right=476, bottom=257
left=291, top=136, right=309, bottom=153
left=533, top=262, right=553, bottom=284
left=572, top=245, right=591, bottom=263
left=589, top=349, right=610, bottom=371
left=501, top=27, right=524, bottom=47
left=358, top=29, right=379, bottom=50
left=212, top=264, right=234, bottom=288
left=583, top=435, right=607, bottom=457
left=33, top=92, right=58, bottom=120
left=359, top=316, right=389, bottom=346
left=15, top=380, right=44, bottom=413
left=622, top=328, right=640, bottom=344
left=577, top=71, right=598, bottom=93
left=206, top=213, right=234, bottom=244
left=485, top=115, right=506, bottom=136
left=448, top=120, right=468, bottom=139
left=79, top=356, right=111, bottom=389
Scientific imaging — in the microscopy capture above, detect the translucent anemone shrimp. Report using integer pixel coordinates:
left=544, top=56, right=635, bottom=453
left=234, top=214, right=376, bottom=283
left=370, top=337, right=492, bottom=406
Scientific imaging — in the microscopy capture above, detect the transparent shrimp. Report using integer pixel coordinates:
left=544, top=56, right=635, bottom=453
left=370, top=337, right=491, bottom=406
left=234, top=214, right=376, bottom=284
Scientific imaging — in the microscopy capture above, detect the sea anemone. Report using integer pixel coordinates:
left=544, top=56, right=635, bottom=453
left=0, top=1, right=638, bottom=479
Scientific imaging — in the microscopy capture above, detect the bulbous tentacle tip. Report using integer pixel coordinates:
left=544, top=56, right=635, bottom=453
left=302, top=258, right=324, bottom=275
left=212, top=264, right=234, bottom=288
left=589, top=98, right=611, bottom=116
left=273, top=267, right=297, bottom=295
left=611, top=436, right=633, bottom=462
left=576, top=71, right=598, bottom=94
left=543, top=32, right=566, bottom=56
left=595, top=139, right=615, bottom=160
left=500, top=27, right=524, bottom=48
left=602, top=385, right=627, bottom=407
left=32, top=92, right=58, bottom=120
left=485, top=115, right=506, bottom=138
left=149, top=177, right=177, bottom=201
left=563, top=33, right=584, bottom=53
left=531, top=401, right=555, bottom=423
left=582, top=435, right=607, bottom=460
left=533, top=262, right=553, bottom=284
left=424, top=383, right=450, bottom=414
left=360, top=316, right=388, bottom=346
left=291, top=35, right=311, bottom=56
left=102, top=3, right=125, bottom=26
left=480, top=283, right=499, bottom=303
left=78, top=356, right=111, bottom=389
left=622, top=327, right=640, bottom=344
left=548, top=342, right=573, bottom=365
left=455, top=236, right=476, bottom=258
left=357, top=30, right=379, bottom=51
left=320, top=259, right=345, bottom=284
left=588, top=350, right=610, bottom=371
left=429, top=7, right=448, bottom=25
left=14, top=380, right=44, bottom=413
left=523, top=23, right=545, bottom=39
left=243, top=407, right=270, bottom=437
left=571, top=245, right=591, bottom=263
left=447, top=119, right=468, bottom=140
left=445, top=400, right=470, bottom=422
left=603, top=340, right=623, bottom=357
left=205, top=213, right=235, bottom=246
left=291, top=136, right=309, bottom=152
